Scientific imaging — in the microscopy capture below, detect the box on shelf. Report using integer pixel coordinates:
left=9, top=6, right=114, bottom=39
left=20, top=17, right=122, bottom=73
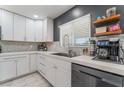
left=95, top=26, right=107, bottom=34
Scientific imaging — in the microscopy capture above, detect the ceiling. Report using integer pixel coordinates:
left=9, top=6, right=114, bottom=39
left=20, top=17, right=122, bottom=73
left=0, top=5, right=74, bottom=19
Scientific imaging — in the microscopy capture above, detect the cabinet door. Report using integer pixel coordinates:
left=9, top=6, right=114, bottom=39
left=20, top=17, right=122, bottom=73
left=37, top=55, right=47, bottom=78
left=35, top=20, right=43, bottom=42
left=55, top=67, right=71, bottom=87
left=47, top=18, right=53, bottom=42
left=0, top=61, right=16, bottom=82
left=14, top=14, right=26, bottom=41
left=53, top=58, right=71, bottom=87
left=42, top=19, right=47, bottom=42
left=30, top=54, right=37, bottom=72
left=46, top=57, right=56, bottom=86
left=1, top=10, right=14, bottom=40
left=47, top=65, right=56, bottom=86
left=42, top=18, right=53, bottom=42
left=26, top=18, right=35, bottom=41
left=17, top=57, right=29, bottom=76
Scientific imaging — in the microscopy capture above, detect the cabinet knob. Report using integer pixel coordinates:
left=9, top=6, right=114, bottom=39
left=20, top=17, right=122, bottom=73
left=40, top=62, right=46, bottom=66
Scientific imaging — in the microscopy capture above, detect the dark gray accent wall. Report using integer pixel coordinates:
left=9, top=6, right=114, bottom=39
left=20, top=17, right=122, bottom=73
left=54, top=5, right=124, bottom=41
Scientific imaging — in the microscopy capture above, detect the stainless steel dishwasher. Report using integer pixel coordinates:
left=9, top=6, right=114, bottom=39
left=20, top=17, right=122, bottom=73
left=72, top=63, right=124, bottom=87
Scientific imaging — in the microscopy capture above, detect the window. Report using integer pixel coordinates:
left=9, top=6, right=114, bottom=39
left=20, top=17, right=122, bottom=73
left=59, top=14, right=91, bottom=47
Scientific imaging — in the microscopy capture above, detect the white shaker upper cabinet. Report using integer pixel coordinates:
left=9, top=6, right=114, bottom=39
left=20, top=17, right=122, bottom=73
left=34, top=20, right=43, bottom=42
left=42, top=18, right=53, bottom=42
left=1, top=10, right=14, bottom=40
left=14, top=14, right=26, bottom=41
left=26, top=18, right=35, bottom=42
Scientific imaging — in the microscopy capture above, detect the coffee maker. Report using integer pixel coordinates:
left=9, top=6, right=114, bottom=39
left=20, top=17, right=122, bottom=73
left=94, top=39, right=120, bottom=62
left=96, top=40, right=109, bottom=59
left=37, top=43, right=48, bottom=51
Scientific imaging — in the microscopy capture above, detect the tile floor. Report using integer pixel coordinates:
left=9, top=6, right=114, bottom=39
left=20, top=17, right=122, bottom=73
left=0, top=72, right=52, bottom=87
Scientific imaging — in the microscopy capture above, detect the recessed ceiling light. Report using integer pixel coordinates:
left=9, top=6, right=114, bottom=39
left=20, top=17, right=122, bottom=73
left=73, top=9, right=81, bottom=17
left=33, top=14, right=38, bottom=18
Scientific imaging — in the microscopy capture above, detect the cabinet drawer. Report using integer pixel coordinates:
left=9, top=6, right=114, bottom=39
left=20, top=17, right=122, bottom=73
left=38, top=62, right=46, bottom=70
left=38, top=68, right=47, bottom=78
left=55, top=59, right=71, bottom=70
left=39, top=62, right=46, bottom=67
left=38, top=55, right=47, bottom=65
left=38, top=62, right=47, bottom=77
left=0, top=55, right=27, bottom=61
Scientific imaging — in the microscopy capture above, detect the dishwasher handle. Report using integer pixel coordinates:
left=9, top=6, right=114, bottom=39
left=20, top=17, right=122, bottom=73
left=79, top=70, right=101, bottom=79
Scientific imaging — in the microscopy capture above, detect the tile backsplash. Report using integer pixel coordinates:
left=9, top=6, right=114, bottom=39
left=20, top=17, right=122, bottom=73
left=1, top=34, right=123, bottom=54
left=47, top=41, right=89, bottom=56
left=0, top=41, right=40, bottom=53
left=47, top=42, right=67, bottom=53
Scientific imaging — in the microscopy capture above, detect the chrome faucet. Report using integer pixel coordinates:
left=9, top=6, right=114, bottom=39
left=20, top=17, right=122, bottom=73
left=63, top=34, right=76, bottom=57
left=63, top=34, right=69, bottom=48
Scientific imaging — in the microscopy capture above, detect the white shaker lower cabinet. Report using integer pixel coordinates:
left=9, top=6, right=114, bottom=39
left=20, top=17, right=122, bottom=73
left=38, top=55, right=71, bottom=87
left=30, top=54, right=37, bottom=72
left=37, top=54, right=47, bottom=78
left=55, top=65, right=71, bottom=87
left=0, top=55, right=31, bottom=82
left=54, top=59, right=71, bottom=87
left=0, top=60, right=16, bottom=82
left=46, top=57, right=56, bottom=86
left=0, top=53, right=71, bottom=87
left=37, top=55, right=56, bottom=86
left=16, top=56, right=30, bottom=76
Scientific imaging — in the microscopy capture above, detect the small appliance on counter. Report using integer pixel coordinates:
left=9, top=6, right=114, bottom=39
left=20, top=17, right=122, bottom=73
left=37, top=43, right=48, bottom=51
left=90, top=40, right=96, bottom=56
left=93, top=38, right=121, bottom=64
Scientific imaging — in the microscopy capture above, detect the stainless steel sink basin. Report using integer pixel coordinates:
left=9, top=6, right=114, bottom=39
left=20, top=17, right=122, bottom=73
left=52, top=53, right=72, bottom=58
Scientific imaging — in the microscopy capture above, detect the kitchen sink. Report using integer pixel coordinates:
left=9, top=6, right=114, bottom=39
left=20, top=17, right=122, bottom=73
left=52, top=53, right=72, bottom=58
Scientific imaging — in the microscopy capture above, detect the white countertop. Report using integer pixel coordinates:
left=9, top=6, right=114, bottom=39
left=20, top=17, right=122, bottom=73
left=71, top=55, right=124, bottom=76
left=1, top=51, right=124, bottom=76
left=0, top=51, right=38, bottom=57
left=38, top=52, right=124, bottom=76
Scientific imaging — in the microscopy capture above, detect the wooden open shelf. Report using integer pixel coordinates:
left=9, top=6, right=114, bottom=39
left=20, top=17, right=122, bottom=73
left=93, top=14, right=120, bottom=25
left=94, top=30, right=122, bottom=36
